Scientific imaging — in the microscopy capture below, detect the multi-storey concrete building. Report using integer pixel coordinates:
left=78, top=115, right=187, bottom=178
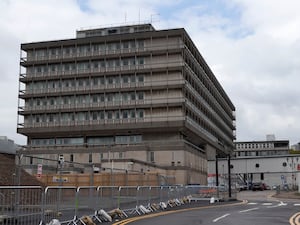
left=17, top=24, right=235, bottom=184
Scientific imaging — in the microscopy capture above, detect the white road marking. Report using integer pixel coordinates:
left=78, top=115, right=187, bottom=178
left=279, top=201, right=287, bottom=206
left=247, top=202, right=258, bottom=205
left=213, top=213, right=231, bottom=222
left=262, top=203, right=273, bottom=206
left=239, top=207, right=259, bottom=213
left=294, top=204, right=300, bottom=206
left=267, top=201, right=287, bottom=208
left=267, top=205, right=280, bottom=208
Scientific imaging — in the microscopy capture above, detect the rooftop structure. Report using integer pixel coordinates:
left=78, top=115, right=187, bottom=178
left=234, top=139, right=290, bottom=157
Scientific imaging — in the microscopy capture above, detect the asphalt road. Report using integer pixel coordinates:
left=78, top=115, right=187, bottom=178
left=112, top=191, right=300, bottom=225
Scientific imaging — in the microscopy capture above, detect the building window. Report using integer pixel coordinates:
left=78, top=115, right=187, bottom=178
left=107, top=111, right=113, bottom=119
left=92, top=112, right=98, bottom=120
left=130, top=110, right=135, bottom=118
left=130, top=92, right=136, bottom=100
left=122, top=59, right=129, bottom=66
left=138, top=57, right=144, bottom=65
left=122, top=110, right=128, bottom=119
left=107, top=76, right=114, bottom=85
left=70, top=154, right=74, bottom=162
left=115, top=111, right=120, bottom=119
left=137, top=74, right=144, bottom=82
left=137, top=110, right=144, bottom=118
left=56, top=137, right=84, bottom=145
left=100, top=111, right=105, bottom=119
left=123, top=76, right=130, bottom=83
left=107, top=93, right=113, bottom=102
left=150, top=151, right=155, bottom=162
left=100, top=94, right=105, bottom=102
left=89, top=153, right=92, bottom=163
left=137, top=92, right=144, bottom=100
left=137, top=40, right=144, bottom=48
left=123, top=42, right=129, bottom=49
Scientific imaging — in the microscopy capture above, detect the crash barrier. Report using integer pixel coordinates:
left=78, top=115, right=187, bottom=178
left=0, top=185, right=236, bottom=224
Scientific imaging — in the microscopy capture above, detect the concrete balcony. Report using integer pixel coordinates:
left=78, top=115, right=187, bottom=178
left=20, top=43, right=184, bottom=64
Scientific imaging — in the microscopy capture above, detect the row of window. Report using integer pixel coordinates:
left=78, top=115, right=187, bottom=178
left=26, top=74, right=145, bottom=91
left=236, top=143, right=275, bottom=149
left=26, top=57, right=145, bottom=75
left=27, top=92, right=144, bottom=107
left=185, top=90, right=232, bottom=138
left=26, top=109, right=145, bottom=123
left=27, top=40, right=145, bottom=58
left=185, top=52, right=233, bottom=120
left=186, top=109, right=218, bottom=143
left=31, top=135, right=142, bottom=146
left=27, top=150, right=141, bottom=165
left=236, top=150, right=289, bottom=157
left=184, top=70, right=233, bottom=129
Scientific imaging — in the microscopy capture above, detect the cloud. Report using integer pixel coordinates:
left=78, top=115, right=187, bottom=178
left=0, top=0, right=299, bottom=145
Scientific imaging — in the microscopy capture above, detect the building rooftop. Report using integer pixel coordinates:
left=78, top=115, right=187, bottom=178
left=0, top=136, right=19, bottom=154
left=76, top=23, right=155, bottom=38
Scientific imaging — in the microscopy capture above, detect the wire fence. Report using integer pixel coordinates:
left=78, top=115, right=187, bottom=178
left=0, top=185, right=236, bottom=225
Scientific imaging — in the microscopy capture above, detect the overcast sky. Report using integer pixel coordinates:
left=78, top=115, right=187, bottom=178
left=0, top=0, right=299, bottom=146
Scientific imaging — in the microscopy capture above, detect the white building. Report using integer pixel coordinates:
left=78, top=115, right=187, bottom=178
left=208, top=155, right=300, bottom=189
left=208, top=137, right=300, bottom=189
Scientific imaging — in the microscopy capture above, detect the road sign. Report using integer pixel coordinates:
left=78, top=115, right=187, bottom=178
left=37, top=164, right=42, bottom=178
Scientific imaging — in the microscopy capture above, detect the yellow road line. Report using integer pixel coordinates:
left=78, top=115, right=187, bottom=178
left=290, top=212, right=300, bottom=225
left=113, top=200, right=248, bottom=225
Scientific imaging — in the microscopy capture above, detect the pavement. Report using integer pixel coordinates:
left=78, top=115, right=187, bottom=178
left=237, top=189, right=300, bottom=202
left=273, top=190, right=300, bottom=200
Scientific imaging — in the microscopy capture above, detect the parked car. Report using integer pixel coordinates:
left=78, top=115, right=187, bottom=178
left=262, top=183, right=271, bottom=190
left=252, top=182, right=264, bottom=191
left=238, top=183, right=247, bottom=191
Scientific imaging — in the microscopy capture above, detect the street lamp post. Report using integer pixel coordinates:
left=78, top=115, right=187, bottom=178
left=215, top=155, right=219, bottom=187
left=227, top=154, right=232, bottom=198
left=286, top=157, right=299, bottom=190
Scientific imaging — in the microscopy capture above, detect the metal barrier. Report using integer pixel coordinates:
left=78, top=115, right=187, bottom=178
left=184, top=185, right=237, bottom=201
left=0, top=185, right=236, bottom=224
left=42, top=186, right=77, bottom=224
left=0, top=186, right=43, bottom=225
left=97, top=186, right=120, bottom=211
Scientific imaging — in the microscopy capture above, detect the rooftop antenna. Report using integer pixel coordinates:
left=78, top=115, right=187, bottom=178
left=124, top=12, right=127, bottom=23
left=150, top=13, right=160, bottom=24
left=139, top=9, right=141, bottom=24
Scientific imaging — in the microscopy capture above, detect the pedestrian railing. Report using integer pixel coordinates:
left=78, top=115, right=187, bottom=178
left=0, top=185, right=236, bottom=225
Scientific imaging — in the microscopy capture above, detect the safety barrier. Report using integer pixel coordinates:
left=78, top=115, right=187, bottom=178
left=0, top=185, right=236, bottom=224
left=42, top=186, right=78, bottom=224
left=0, top=186, right=43, bottom=225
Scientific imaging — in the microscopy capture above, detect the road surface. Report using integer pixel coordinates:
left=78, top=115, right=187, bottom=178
left=112, top=191, right=300, bottom=225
